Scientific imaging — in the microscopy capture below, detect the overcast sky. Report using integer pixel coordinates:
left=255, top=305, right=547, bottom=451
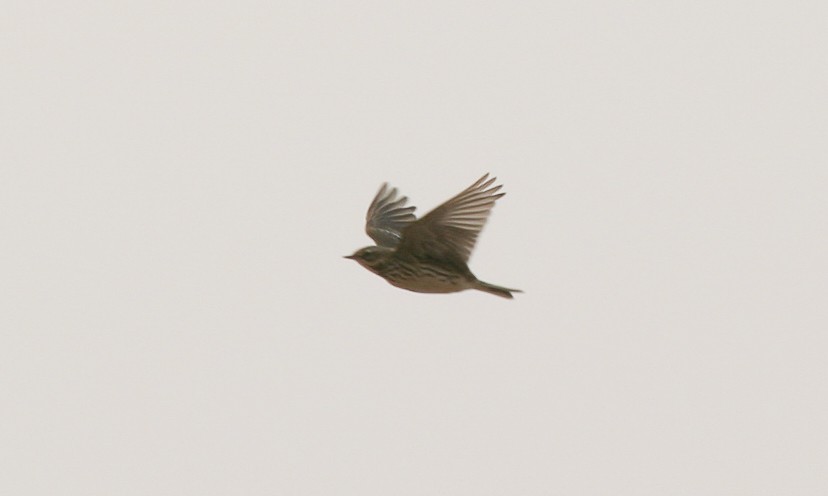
left=2, top=1, right=826, bottom=495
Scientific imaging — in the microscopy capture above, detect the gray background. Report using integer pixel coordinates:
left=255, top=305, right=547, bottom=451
left=2, top=1, right=826, bottom=494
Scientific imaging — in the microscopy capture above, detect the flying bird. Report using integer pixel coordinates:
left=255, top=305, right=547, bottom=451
left=345, top=174, right=522, bottom=298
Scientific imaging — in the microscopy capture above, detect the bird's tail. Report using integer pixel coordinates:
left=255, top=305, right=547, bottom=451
left=475, top=280, right=523, bottom=299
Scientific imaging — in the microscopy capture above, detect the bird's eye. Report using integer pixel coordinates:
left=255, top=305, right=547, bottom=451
left=362, top=251, right=377, bottom=261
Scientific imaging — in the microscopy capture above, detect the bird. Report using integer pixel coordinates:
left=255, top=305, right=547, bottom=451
left=345, top=173, right=522, bottom=298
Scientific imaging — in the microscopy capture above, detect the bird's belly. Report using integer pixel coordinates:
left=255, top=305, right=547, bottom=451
left=385, top=273, right=470, bottom=293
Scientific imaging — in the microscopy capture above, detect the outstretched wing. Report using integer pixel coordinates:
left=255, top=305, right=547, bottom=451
left=398, top=174, right=504, bottom=263
left=365, top=183, right=417, bottom=247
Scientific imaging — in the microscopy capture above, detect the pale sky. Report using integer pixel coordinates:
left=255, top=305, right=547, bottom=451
left=2, top=1, right=826, bottom=495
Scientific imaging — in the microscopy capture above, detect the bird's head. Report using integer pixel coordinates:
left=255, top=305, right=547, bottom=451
left=344, top=246, right=392, bottom=272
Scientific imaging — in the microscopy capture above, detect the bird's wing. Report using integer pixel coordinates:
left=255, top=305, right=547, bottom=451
left=365, top=182, right=418, bottom=247
left=398, top=174, right=504, bottom=263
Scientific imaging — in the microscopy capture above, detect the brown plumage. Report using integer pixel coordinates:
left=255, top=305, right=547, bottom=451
left=345, top=174, right=522, bottom=298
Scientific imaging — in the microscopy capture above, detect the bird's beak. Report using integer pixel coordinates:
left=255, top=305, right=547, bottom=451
left=343, top=254, right=355, bottom=259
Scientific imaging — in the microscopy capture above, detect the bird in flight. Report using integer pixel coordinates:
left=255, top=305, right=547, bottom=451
left=345, top=174, right=522, bottom=298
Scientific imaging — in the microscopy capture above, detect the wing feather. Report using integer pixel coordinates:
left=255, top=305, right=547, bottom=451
left=365, top=183, right=417, bottom=247
left=398, top=174, right=505, bottom=263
